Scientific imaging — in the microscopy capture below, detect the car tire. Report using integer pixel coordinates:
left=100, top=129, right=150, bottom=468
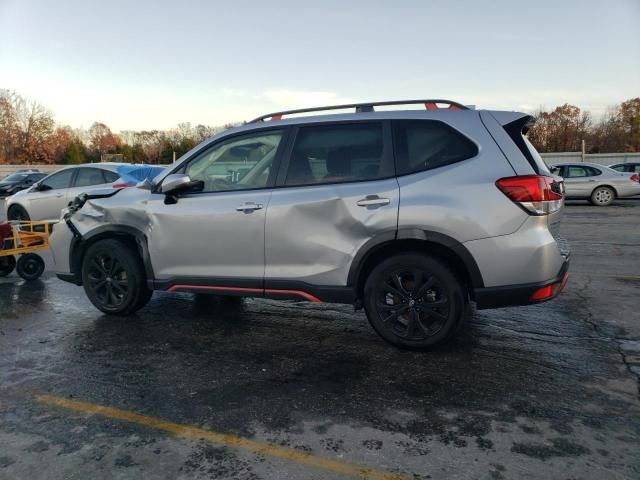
left=363, top=253, right=466, bottom=350
left=0, top=255, right=16, bottom=277
left=7, top=205, right=30, bottom=221
left=16, top=253, right=45, bottom=281
left=590, top=186, right=615, bottom=206
left=81, top=238, right=152, bottom=315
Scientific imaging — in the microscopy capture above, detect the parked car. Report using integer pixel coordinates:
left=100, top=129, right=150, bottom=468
left=5, top=164, right=166, bottom=221
left=549, top=162, right=640, bottom=206
left=0, top=172, right=47, bottom=198
left=50, top=99, right=570, bottom=350
left=609, top=162, right=640, bottom=174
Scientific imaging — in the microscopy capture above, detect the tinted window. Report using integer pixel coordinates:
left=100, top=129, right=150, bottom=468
left=3, top=173, right=29, bottom=182
left=566, top=166, right=588, bottom=177
left=610, top=164, right=626, bottom=172
left=27, top=174, right=46, bottom=182
left=185, top=130, right=283, bottom=193
left=74, top=168, right=107, bottom=187
left=393, top=120, right=478, bottom=175
left=565, top=166, right=601, bottom=178
left=103, top=170, right=120, bottom=183
left=285, top=123, right=386, bottom=186
left=41, top=169, right=74, bottom=190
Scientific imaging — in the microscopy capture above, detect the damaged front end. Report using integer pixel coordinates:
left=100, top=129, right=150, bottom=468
left=51, top=187, right=153, bottom=285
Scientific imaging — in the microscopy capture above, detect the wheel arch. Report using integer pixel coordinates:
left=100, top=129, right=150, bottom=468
left=348, top=229, right=484, bottom=301
left=70, top=225, right=154, bottom=285
left=6, top=202, right=29, bottom=219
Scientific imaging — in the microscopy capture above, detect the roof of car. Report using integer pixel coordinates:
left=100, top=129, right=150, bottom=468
left=553, top=162, right=615, bottom=169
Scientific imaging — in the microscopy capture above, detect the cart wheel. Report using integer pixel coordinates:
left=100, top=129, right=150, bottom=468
left=0, top=255, right=16, bottom=277
left=17, top=253, right=45, bottom=281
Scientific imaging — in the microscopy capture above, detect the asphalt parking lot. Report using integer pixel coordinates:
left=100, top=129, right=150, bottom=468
left=1, top=200, right=639, bottom=480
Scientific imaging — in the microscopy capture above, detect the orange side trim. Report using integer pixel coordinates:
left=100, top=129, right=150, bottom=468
left=264, top=289, right=321, bottom=303
left=166, top=285, right=322, bottom=303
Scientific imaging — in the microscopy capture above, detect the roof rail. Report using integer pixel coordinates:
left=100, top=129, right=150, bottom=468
left=249, top=99, right=470, bottom=123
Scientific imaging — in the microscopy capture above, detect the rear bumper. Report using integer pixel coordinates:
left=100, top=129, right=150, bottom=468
left=474, top=259, right=570, bottom=309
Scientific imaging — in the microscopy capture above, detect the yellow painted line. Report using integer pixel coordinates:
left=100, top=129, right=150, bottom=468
left=34, top=394, right=409, bottom=480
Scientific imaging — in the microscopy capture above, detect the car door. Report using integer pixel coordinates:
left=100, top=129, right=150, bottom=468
left=562, top=165, right=593, bottom=197
left=27, top=168, right=76, bottom=220
left=265, top=121, right=399, bottom=289
left=146, top=128, right=286, bottom=284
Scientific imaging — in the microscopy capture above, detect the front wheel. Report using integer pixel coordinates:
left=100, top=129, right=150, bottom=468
left=363, top=253, right=466, bottom=350
left=590, top=186, right=615, bottom=206
left=81, top=239, right=152, bottom=315
left=7, top=205, right=30, bottom=221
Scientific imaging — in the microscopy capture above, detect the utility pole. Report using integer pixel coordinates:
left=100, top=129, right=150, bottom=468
left=581, top=139, right=586, bottom=162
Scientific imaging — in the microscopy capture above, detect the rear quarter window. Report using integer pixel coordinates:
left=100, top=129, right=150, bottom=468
left=392, top=120, right=478, bottom=176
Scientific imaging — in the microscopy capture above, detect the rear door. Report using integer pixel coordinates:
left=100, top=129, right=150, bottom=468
left=265, top=121, right=399, bottom=289
left=67, top=167, right=116, bottom=199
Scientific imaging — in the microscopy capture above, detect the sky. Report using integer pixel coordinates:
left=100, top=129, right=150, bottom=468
left=0, top=0, right=638, bottom=131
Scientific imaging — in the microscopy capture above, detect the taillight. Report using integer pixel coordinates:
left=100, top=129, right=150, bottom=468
left=496, top=175, right=563, bottom=216
left=631, top=174, right=639, bottom=183
left=112, top=182, right=134, bottom=188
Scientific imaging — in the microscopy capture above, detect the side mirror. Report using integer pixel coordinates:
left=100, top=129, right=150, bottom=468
left=36, top=183, right=51, bottom=191
left=160, top=174, right=193, bottom=194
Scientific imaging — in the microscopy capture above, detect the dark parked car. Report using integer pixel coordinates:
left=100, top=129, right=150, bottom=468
left=0, top=172, right=47, bottom=198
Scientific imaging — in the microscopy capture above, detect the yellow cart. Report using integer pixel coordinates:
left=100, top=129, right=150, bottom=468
left=0, top=221, right=49, bottom=281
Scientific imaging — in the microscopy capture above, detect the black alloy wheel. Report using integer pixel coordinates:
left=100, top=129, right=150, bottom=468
left=364, top=253, right=466, bottom=349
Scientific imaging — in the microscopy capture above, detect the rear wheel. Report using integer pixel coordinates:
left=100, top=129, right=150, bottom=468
left=16, top=253, right=45, bottom=281
left=7, top=205, right=30, bottom=221
left=0, top=255, right=16, bottom=277
left=81, top=239, right=152, bottom=315
left=363, top=253, right=466, bottom=350
left=590, top=186, right=614, bottom=206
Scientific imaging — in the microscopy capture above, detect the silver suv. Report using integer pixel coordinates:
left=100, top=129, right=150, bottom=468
left=50, top=100, right=570, bottom=349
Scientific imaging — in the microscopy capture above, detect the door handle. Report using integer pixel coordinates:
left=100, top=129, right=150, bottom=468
left=235, top=202, right=263, bottom=212
left=357, top=196, right=390, bottom=207
left=55, top=193, right=64, bottom=198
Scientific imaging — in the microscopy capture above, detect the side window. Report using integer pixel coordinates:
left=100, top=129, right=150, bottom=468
left=74, top=168, right=108, bottom=187
left=185, top=130, right=283, bottom=193
left=393, top=120, right=478, bottom=176
left=103, top=170, right=120, bottom=183
left=566, top=166, right=588, bottom=178
left=586, top=167, right=602, bottom=176
left=40, top=169, right=75, bottom=190
left=285, top=123, right=386, bottom=186
left=610, top=164, right=626, bottom=172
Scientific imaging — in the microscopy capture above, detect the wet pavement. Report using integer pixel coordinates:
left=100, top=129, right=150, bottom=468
left=1, top=200, right=639, bottom=479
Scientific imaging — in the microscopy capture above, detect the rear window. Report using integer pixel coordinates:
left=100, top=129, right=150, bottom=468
left=504, top=116, right=551, bottom=175
left=392, top=120, right=478, bottom=176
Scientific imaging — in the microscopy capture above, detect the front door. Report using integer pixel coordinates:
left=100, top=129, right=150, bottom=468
left=28, top=168, right=76, bottom=221
left=147, top=128, right=286, bottom=285
left=265, top=121, right=399, bottom=288
left=562, top=165, right=595, bottom=197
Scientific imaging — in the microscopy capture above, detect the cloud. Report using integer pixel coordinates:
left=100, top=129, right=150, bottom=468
left=262, top=89, right=354, bottom=109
